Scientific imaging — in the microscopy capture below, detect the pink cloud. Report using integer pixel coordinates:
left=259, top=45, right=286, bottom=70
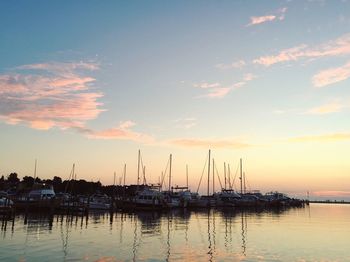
left=312, top=61, right=350, bottom=87
left=18, top=61, right=99, bottom=74
left=195, top=74, right=256, bottom=99
left=202, top=87, right=232, bottom=98
left=0, top=62, right=103, bottom=130
left=248, top=15, right=276, bottom=26
left=247, top=7, right=287, bottom=26
left=86, top=121, right=154, bottom=143
left=0, top=61, right=154, bottom=143
left=254, top=34, right=350, bottom=66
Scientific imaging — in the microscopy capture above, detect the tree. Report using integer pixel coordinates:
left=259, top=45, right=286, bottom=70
left=7, top=173, right=20, bottom=184
left=22, top=176, right=35, bottom=187
left=53, top=176, right=62, bottom=185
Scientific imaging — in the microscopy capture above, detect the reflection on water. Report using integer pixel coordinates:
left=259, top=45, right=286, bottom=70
left=1, top=204, right=350, bottom=261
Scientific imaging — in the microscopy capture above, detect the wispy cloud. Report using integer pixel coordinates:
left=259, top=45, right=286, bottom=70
left=304, top=102, right=345, bottom=115
left=193, top=82, right=220, bottom=89
left=254, top=33, right=350, bottom=66
left=202, top=87, right=232, bottom=98
left=174, top=118, right=197, bottom=129
left=169, top=138, right=252, bottom=149
left=288, top=133, right=350, bottom=143
left=0, top=61, right=153, bottom=143
left=194, top=74, right=256, bottom=99
left=247, top=7, right=287, bottom=27
left=85, top=121, right=154, bottom=143
left=0, top=61, right=103, bottom=130
left=215, top=60, right=246, bottom=70
left=312, top=60, right=350, bottom=87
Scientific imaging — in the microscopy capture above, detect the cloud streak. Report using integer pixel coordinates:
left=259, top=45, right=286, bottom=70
left=84, top=121, right=154, bottom=143
left=254, top=34, right=350, bottom=66
left=174, top=118, right=197, bottom=129
left=247, top=7, right=287, bottom=26
left=194, top=74, right=256, bottom=99
left=304, top=102, right=345, bottom=115
left=169, top=138, right=252, bottom=149
left=312, top=60, right=350, bottom=87
left=288, top=133, right=350, bottom=143
left=215, top=60, right=246, bottom=70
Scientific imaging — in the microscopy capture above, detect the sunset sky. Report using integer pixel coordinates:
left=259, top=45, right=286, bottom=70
left=1, top=1, right=350, bottom=199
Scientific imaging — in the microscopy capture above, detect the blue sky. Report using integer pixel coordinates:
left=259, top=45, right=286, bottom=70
left=1, top=0, right=350, bottom=199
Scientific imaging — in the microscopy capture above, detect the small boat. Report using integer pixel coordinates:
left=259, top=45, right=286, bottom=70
left=163, top=186, right=192, bottom=208
left=133, top=186, right=164, bottom=210
left=214, top=189, right=241, bottom=207
left=0, top=191, right=14, bottom=216
left=85, top=194, right=111, bottom=210
left=264, top=191, right=291, bottom=207
left=14, top=183, right=60, bottom=210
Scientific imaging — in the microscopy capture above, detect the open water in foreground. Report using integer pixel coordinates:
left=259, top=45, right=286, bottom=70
left=1, top=204, right=349, bottom=262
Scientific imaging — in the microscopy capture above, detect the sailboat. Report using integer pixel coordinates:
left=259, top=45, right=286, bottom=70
left=132, top=150, right=165, bottom=210
left=15, top=160, right=61, bottom=210
left=161, top=154, right=192, bottom=208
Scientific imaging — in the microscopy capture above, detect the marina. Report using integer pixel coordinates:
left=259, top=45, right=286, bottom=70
left=0, top=151, right=308, bottom=216
left=1, top=1, right=350, bottom=261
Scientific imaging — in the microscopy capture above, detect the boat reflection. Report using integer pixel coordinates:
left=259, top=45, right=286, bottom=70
left=0, top=207, right=301, bottom=261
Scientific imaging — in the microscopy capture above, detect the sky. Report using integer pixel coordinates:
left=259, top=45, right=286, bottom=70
left=1, top=0, right=350, bottom=199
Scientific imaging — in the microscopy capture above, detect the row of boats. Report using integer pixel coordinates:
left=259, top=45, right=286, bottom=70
left=1, top=150, right=307, bottom=214
left=0, top=183, right=305, bottom=214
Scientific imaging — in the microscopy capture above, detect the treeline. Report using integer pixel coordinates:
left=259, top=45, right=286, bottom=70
left=0, top=172, right=142, bottom=196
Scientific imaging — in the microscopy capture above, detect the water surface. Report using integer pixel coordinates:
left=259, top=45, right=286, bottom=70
left=1, top=204, right=349, bottom=261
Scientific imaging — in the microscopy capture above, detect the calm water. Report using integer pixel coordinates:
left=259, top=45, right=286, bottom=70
left=1, top=204, right=350, bottom=262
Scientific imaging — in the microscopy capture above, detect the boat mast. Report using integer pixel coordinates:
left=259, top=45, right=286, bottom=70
left=243, top=172, right=247, bottom=194
left=169, top=154, right=172, bottom=192
left=228, top=164, right=231, bottom=190
left=137, top=150, right=140, bottom=189
left=123, top=164, right=126, bottom=186
left=243, top=172, right=246, bottom=194
left=143, top=166, right=146, bottom=185
left=34, top=159, right=37, bottom=179
left=207, top=149, right=211, bottom=196
left=240, top=158, right=243, bottom=195
left=186, top=164, right=189, bottom=189
left=212, top=159, right=215, bottom=194
left=224, top=162, right=227, bottom=190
